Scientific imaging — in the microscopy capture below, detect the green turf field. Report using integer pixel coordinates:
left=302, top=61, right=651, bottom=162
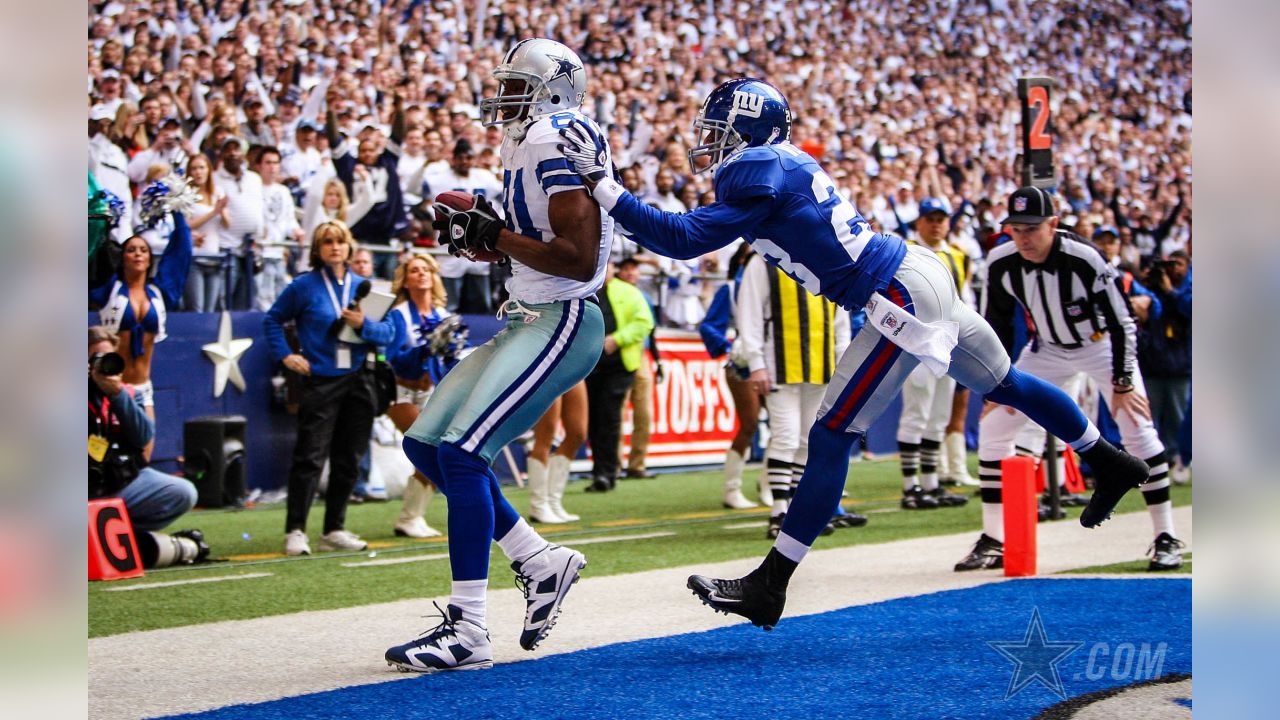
left=89, top=457, right=1192, bottom=637
left=1059, top=553, right=1192, bottom=575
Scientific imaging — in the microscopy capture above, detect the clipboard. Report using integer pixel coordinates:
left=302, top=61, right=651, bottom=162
left=338, top=290, right=395, bottom=343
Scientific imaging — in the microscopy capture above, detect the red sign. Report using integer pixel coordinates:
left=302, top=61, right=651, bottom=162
left=627, top=331, right=739, bottom=467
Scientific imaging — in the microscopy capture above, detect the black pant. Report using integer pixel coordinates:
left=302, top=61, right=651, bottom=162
left=586, top=363, right=635, bottom=480
left=285, top=369, right=376, bottom=534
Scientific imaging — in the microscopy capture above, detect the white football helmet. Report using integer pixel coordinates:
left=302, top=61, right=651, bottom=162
left=480, top=38, right=587, bottom=140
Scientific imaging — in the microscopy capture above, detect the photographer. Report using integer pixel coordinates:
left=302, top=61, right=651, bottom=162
left=88, top=327, right=208, bottom=568
left=1138, top=250, right=1192, bottom=477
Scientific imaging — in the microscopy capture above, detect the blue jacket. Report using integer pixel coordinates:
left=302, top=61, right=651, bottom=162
left=263, top=267, right=396, bottom=376
left=1138, top=269, right=1191, bottom=378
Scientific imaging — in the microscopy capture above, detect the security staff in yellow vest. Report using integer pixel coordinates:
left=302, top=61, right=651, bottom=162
left=896, top=198, right=973, bottom=509
left=736, top=254, right=851, bottom=539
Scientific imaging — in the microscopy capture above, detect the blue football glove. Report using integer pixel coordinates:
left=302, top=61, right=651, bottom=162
left=431, top=195, right=502, bottom=257
left=557, top=120, right=610, bottom=188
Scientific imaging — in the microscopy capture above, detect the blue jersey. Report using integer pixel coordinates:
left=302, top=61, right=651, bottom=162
left=608, top=143, right=906, bottom=311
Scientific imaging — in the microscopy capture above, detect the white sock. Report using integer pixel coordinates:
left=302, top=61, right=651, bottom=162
left=771, top=499, right=789, bottom=516
left=450, top=579, right=488, bottom=629
left=774, top=532, right=810, bottom=564
left=1148, top=500, right=1176, bottom=538
left=1068, top=423, right=1101, bottom=452
left=919, top=472, right=940, bottom=492
left=495, top=518, right=548, bottom=563
left=724, top=448, right=745, bottom=483
left=983, top=502, right=1004, bottom=543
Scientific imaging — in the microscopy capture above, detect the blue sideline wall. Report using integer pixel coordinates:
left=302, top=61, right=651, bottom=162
left=90, top=311, right=978, bottom=492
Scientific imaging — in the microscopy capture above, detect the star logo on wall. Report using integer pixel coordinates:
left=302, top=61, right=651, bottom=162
left=547, top=55, right=580, bottom=84
left=987, top=608, right=1084, bottom=700
left=202, top=311, right=253, bottom=397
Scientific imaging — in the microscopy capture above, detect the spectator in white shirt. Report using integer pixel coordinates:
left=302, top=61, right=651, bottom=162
left=422, top=139, right=503, bottom=312
left=214, top=137, right=264, bottom=310
left=127, top=117, right=188, bottom=186
left=254, top=146, right=305, bottom=311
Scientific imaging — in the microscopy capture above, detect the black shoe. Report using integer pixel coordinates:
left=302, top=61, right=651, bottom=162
left=623, top=469, right=656, bottom=479
left=1038, top=502, right=1067, bottom=522
left=584, top=475, right=613, bottom=493
left=1147, top=533, right=1186, bottom=571
left=927, top=486, right=969, bottom=507
left=172, top=529, right=211, bottom=564
left=901, top=486, right=939, bottom=510
left=687, top=553, right=790, bottom=631
left=767, top=513, right=785, bottom=540
left=829, top=510, right=868, bottom=528
left=954, top=534, right=1003, bottom=571
left=1079, top=440, right=1150, bottom=528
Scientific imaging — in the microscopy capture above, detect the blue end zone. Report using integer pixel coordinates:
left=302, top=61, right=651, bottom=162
left=163, top=579, right=1189, bottom=720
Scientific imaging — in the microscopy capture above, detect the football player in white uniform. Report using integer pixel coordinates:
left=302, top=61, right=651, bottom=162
left=385, top=38, right=614, bottom=672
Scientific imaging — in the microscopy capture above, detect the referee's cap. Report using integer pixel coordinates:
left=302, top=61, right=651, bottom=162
left=1004, top=186, right=1056, bottom=224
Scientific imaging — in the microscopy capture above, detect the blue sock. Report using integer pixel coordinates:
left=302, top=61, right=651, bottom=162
left=984, top=366, right=1095, bottom=448
left=402, top=436, right=448, bottom=495
left=780, top=423, right=858, bottom=547
left=437, top=443, right=493, bottom=581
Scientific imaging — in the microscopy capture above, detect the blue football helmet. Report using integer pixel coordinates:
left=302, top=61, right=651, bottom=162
left=687, top=78, right=791, bottom=175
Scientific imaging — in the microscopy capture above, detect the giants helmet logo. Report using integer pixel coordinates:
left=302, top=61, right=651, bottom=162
left=732, top=90, right=765, bottom=118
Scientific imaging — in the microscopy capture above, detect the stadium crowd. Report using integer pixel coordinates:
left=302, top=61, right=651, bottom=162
left=87, top=0, right=1191, bottom=557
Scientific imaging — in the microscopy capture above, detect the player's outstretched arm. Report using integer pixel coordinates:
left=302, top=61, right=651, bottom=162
left=496, top=190, right=601, bottom=282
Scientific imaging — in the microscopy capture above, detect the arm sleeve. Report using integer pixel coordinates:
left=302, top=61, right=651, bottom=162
left=1154, top=197, right=1185, bottom=241
left=1129, top=278, right=1163, bottom=322
left=608, top=195, right=773, bottom=260
left=262, top=281, right=302, bottom=364
left=385, top=311, right=426, bottom=380
left=698, top=285, right=734, bottom=358
left=153, top=212, right=193, bottom=307
left=1174, top=275, right=1192, bottom=318
left=301, top=76, right=330, bottom=124
left=110, top=387, right=155, bottom=447
left=611, top=285, right=655, bottom=349
left=734, top=256, right=771, bottom=373
left=1093, top=265, right=1138, bottom=381
left=981, top=262, right=1018, bottom=357
left=358, top=313, right=396, bottom=347
left=89, top=274, right=116, bottom=310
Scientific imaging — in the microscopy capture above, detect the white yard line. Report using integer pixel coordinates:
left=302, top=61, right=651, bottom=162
left=101, top=572, right=274, bottom=592
left=89, top=506, right=1191, bottom=720
left=340, top=532, right=675, bottom=568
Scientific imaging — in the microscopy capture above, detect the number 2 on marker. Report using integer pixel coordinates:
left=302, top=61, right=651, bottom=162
left=1028, top=86, right=1051, bottom=150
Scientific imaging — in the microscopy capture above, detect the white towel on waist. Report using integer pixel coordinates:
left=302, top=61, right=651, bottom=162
left=864, top=292, right=959, bottom=377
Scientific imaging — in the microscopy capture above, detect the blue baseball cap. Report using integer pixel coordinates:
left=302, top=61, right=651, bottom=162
left=1093, top=225, right=1119, bottom=240
left=919, top=197, right=951, bottom=217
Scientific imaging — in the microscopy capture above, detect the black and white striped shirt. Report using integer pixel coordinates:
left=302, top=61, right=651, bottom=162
left=983, top=230, right=1137, bottom=381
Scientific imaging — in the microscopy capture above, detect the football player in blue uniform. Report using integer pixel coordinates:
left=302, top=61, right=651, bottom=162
left=384, top=39, right=613, bottom=672
left=556, top=78, right=1151, bottom=630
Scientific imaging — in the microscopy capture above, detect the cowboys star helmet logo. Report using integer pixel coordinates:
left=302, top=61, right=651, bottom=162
left=546, top=55, right=580, bottom=84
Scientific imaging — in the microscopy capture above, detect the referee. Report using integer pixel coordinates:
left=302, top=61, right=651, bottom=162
left=954, top=187, right=1184, bottom=573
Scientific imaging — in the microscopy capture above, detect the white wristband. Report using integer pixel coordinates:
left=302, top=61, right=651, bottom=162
left=592, top=177, right=625, bottom=212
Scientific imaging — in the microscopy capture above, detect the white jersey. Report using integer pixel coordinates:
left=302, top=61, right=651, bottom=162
left=500, top=111, right=614, bottom=304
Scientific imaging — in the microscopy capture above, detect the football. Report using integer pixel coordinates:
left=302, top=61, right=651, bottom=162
left=433, top=191, right=506, bottom=264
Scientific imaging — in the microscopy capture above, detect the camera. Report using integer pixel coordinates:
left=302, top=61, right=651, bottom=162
left=91, top=351, right=126, bottom=376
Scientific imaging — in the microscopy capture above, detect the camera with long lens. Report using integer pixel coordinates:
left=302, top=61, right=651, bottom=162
left=90, top=351, right=126, bottom=376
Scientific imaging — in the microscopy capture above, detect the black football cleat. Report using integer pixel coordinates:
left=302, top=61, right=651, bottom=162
left=687, top=572, right=786, bottom=631
left=954, top=533, right=1004, bottom=571
left=1079, top=440, right=1151, bottom=528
